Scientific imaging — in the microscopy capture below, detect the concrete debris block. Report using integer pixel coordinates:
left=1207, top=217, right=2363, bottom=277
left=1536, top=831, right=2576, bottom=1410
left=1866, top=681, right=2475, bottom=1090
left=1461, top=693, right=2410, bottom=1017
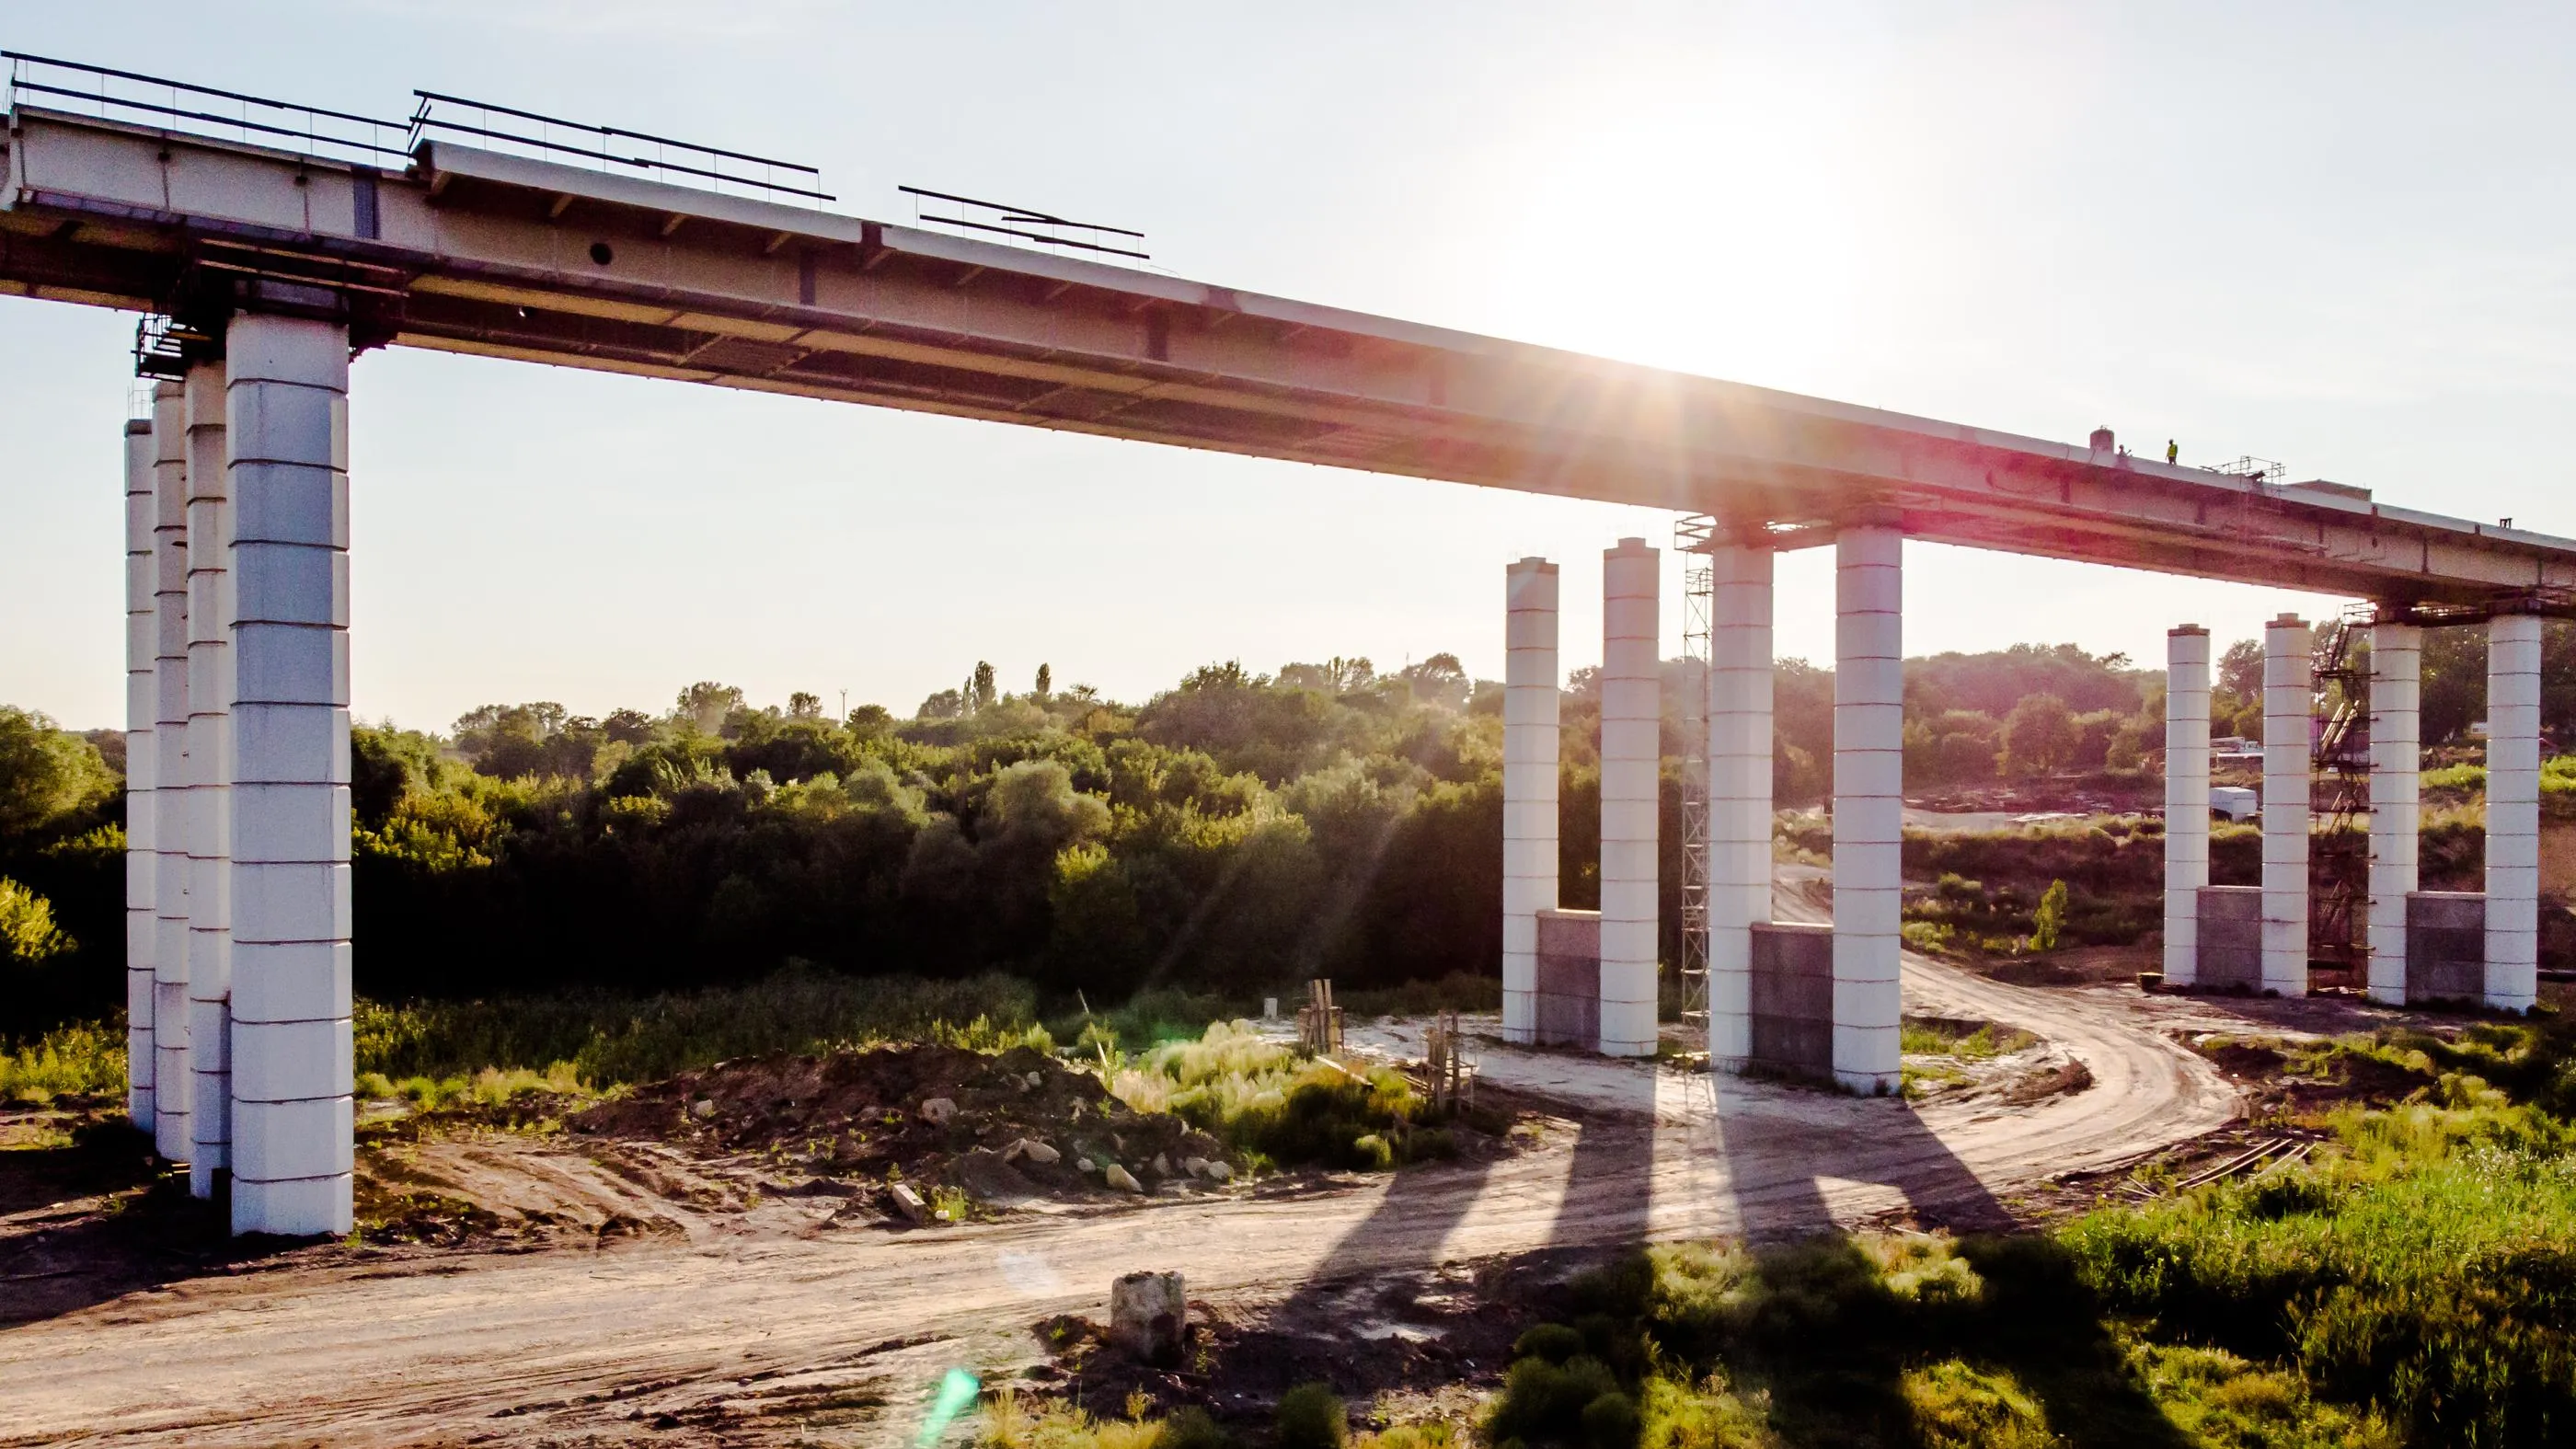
left=1182, top=1156, right=1209, bottom=1179
left=1203, top=1161, right=1235, bottom=1183
left=1018, top=1138, right=1061, bottom=1166
left=920, top=1097, right=957, bottom=1126
left=1151, top=1153, right=1170, bottom=1177
left=1026, top=1071, right=1044, bottom=1088
left=689, top=1098, right=716, bottom=1120
left=1078, top=1156, right=1100, bottom=1174
left=889, top=1181, right=932, bottom=1224
left=1105, top=1163, right=1144, bottom=1193
left=1110, top=1270, right=1188, bottom=1363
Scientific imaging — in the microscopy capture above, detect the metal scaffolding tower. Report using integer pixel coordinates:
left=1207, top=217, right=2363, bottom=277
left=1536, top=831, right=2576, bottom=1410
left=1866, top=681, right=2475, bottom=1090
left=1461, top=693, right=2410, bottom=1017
left=1674, top=514, right=1718, bottom=1097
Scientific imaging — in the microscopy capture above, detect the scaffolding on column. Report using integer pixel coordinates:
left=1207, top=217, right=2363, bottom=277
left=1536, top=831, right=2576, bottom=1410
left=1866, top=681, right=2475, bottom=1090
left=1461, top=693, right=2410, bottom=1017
left=1674, top=514, right=1717, bottom=1104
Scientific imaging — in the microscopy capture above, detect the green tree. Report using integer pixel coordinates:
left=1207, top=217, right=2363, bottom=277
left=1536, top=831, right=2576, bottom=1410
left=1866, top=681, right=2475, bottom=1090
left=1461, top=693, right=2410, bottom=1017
left=2000, top=694, right=2079, bottom=778
left=788, top=691, right=822, bottom=719
left=1033, top=663, right=1052, bottom=698
left=602, top=708, right=655, bottom=744
left=673, top=682, right=743, bottom=735
left=0, top=707, right=117, bottom=841
left=2029, top=878, right=2069, bottom=951
left=0, top=876, right=71, bottom=965
left=970, top=661, right=998, bottom=712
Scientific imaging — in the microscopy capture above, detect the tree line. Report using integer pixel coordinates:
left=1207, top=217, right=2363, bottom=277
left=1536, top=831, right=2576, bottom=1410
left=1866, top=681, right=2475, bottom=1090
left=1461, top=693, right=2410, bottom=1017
left=8, top=625, right=2576, bottom=1028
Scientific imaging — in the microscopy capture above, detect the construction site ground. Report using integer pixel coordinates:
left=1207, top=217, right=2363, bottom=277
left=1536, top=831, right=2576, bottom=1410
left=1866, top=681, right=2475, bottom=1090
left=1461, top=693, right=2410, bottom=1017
left=0, top=902, right=2521, bottom=1446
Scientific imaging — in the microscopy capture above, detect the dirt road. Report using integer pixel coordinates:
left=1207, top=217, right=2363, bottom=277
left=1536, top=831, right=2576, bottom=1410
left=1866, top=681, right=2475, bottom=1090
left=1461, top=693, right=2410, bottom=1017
left=0, top=922, right=2239, bottom=1445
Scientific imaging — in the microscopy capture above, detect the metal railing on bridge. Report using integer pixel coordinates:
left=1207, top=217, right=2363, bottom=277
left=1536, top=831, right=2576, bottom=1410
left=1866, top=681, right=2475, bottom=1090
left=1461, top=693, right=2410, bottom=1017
left=3, top=51, right=413, bottom=168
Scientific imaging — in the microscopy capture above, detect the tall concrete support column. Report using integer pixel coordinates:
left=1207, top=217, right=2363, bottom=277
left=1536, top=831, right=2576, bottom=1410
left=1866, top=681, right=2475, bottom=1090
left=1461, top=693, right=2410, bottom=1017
left=2260, top=614, right=2312, bottom=997
left=1598, top=538, right=1661, bottom=1058
left=149, top=382, right=193, bottom=1163
left=2163, top=627, right=2211, bottom=988
left=184, top=362, right=236, bottom=1198
left=1500, top=558, right=1559, bottom=1046
left=122, top=414, right=158, bottom=1130
left=2366, top=623, right=2422, bottom=1006
left=2486, top=615, right=2542, bottom=1013
left=225, top=313, right=354, bottom=1237
left=1708, top=544, right=1773, bottom=1071
left=1832, top=525, right=1903, bottom=1094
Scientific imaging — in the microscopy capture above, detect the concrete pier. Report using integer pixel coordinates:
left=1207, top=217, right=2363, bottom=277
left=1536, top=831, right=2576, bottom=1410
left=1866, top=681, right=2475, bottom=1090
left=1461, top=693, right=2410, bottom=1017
left=184, top=361, right=235, bottom=1198
left=2366, top=622, right=2421, bottom=1006
left=1500, top=558, right=1559, bottom=1046
left=1831, top=525, right=1903, bottom=1093
left=1598, top=538, right=1661, bottom=1058
left=2260, top=614, right=2312, bottom=997
left=150, top=381, right=193, bottom=1164
left=225, top=313, right=356, bottom=1237
left=1707, top=543, right=1773, bottom=1072
left=2163, top=626, right=2211, bottom=989
left=122, top=414, right=158, bottom=1131
left=2486, top=615, right=2541, bottom=1012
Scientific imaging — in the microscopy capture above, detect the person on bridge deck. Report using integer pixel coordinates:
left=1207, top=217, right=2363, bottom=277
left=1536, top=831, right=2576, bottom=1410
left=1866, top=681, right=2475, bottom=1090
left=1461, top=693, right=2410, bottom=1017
left=2167, top=439, right=2179, bottom=464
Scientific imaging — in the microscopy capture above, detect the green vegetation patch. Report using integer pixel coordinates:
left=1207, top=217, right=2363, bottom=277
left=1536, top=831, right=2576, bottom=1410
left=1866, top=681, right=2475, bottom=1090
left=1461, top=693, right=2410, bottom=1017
left=0, top=1018, right=123, bottom=1106
left=1110, top=1020, right=1495, bottom=1172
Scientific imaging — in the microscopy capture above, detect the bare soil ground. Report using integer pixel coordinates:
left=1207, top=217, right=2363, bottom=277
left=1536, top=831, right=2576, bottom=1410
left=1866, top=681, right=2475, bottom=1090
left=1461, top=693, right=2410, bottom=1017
left=22, top=856, right=2524, bottom=1444
left=0, top=948, right=2247, bottom=1446
left=11, top=857, right=2531, bottom=1443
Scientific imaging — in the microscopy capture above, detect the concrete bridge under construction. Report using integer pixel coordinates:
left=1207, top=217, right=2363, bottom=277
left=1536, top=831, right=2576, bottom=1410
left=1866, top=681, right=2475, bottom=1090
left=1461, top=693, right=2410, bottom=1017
left=8, top=54, right=2576, bottom=1236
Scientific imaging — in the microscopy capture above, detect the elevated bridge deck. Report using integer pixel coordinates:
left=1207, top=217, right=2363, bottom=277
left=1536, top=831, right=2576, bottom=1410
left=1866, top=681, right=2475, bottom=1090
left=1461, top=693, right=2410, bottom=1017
left=6, top=102, right=2572, bottom=615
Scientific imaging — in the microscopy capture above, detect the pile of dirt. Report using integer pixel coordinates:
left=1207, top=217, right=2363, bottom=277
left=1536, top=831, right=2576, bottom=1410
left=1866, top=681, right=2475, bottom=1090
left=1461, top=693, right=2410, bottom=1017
left=569, top=1044, right=1236, bottom=1219
left=1021, top=1256, right=1543, bottom=1434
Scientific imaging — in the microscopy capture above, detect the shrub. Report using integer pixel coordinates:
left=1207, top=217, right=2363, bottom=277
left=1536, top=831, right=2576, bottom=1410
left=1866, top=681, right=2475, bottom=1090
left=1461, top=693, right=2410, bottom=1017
left=1577, top=1390, right=1639, bottom=1449
left=1514, top=1323, right=1586, bottom=1365
left=1275, top=1382, right=1348, bottom=1449
left=0, top=1018, right=123, bottom=1104
left=1487, top=1355, right=1621, bottom=1445
left=1159, top=1406, right=1233, bottom=1449
left=1900, top=1361, right=2053, bottom=1449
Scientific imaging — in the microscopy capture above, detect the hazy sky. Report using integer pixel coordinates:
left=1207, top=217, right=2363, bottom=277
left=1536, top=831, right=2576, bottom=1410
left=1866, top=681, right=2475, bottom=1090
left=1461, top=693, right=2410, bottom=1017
left=6, top=3, right=2573, bottom=732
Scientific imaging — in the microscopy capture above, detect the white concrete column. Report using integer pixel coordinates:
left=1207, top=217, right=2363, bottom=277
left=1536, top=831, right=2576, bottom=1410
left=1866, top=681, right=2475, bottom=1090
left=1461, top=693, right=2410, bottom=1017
left=121, top=413, right=158, bottom=1131
left=1501, top=558, right=1559, bottom=1046
left=149, top=381, right=193, bottom=1163
left=1832, top=525, right=1903, bottom=1094
left=2260, top=614, right=2312, bottom=997
left=1708, top=544, right=1773, bottom=1071
left=225, top=313, right=354, bottom=1237
left=2163, top=626, right=2211, bottom=988
left=1598, top=538, right=1661, bottom=1058
left=2486, top=614, right=2542, bottom=1013
left=2366, top=622, right=2422, bottom=1006
left=184, top=362, right=236, bottom=1198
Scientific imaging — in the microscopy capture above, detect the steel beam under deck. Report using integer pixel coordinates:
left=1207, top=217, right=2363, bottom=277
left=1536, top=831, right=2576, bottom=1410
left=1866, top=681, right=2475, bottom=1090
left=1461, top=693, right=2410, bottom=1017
left=7, top=104, right=2575, bottom=613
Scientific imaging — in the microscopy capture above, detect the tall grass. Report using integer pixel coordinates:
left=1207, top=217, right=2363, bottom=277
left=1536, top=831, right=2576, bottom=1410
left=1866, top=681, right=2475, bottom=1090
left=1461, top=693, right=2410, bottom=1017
left=354, top=971, right=1040, bottom=1088
left=1109, top=1021, right=1455, bottom=1171
left=2064, top=1087, right=2576, bottom=1445
left=0, top=1018, right=124, bottom=1105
